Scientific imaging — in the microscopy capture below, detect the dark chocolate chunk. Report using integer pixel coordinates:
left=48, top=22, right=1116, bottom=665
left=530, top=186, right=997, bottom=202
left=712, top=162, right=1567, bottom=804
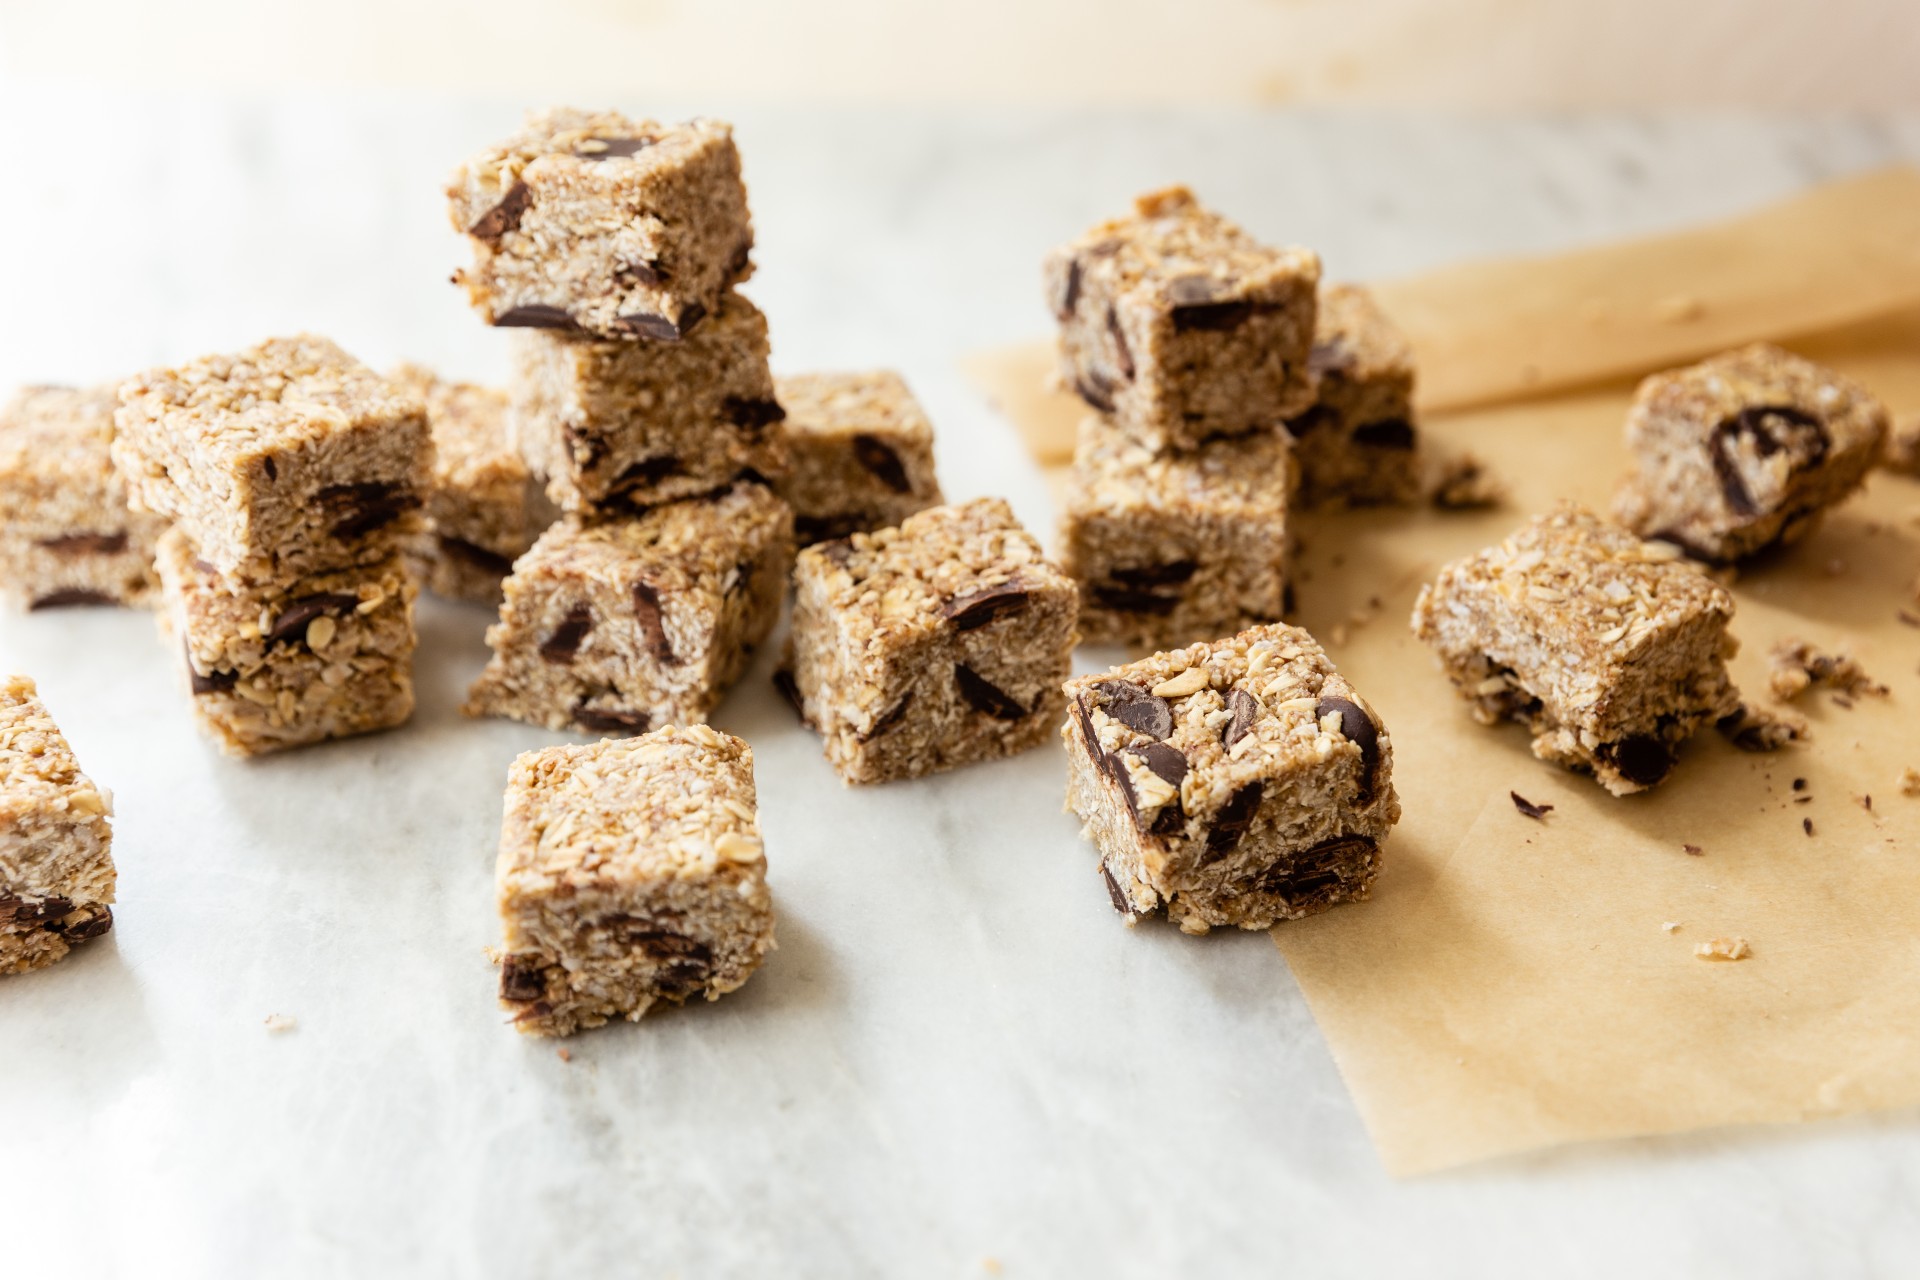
left=1106, top=306, right=1135, bottom=380
left=493, top=304, right=577, bottom=330
left=1100, top=862, right=1134, bottom=915
left=574, top=135, right=654, bottom=160
left=1315, top=695, right=1381, bottom=801
left=614, top=258, right=664, bottom=287
left=187, top=642, right=237, bottom=694
left=1089, top=583, right=1180, bottom=615
left=1092, top=680, right=1172, bottom=740
left=267, top=593, right=360, bottom=647
left=468, top=180, right=532, bottom=245
left=1222, top=687, right=1259, bottom=748
left=1100, top=750, right=1144, bottom=828
left=1107, top=560, right=1197, bottom=588
left=1204, top=782, right=1265, bottom=860
left=859, top=695, right=913, bottom=742
left=1792, top=777, right=1807, bottom=792
left=1071, top=695, right=1100, bottom=755
left=1072, top=371, right=1117, bottom=413
left=1283, top=405, right=1338, bottom=439
left=1510, top=791, right=1553, bottom=821
left=940, top=583, right=1030, bottom=631
left=614, top=301, right=705, bottom=341
left=1261, top=834, right=1377, bottom=897
left=499, top=954, right=548, bottom=1002
left=54, top=905, right=113, bottom=941
left=611, top=455, right=686, bottom=493
left=851, top=434, right=913, bottom=494
left=28, top=589, right=115, bottom=610
left=1709, top=404, right=1828, bottom=517
left=1173, top=301, right=1259, bottom=333
left=437, top=535, right=516, bottom=576
left=723, top=396, right=787, bottom=432
left=319, top=481, right=419, bottom=540
left=954, top=664, right=1028, bottom=720
left=1129, top=741, right=1188, bottom=787
left=35, top=531, right=128, bottom=556
left=1351, top=418, right=1417, bottom=450
left=573, top=703, right=649, bottom=735
left=1053, top=256, right=1083, bottom=321
left=631, top=581, right=675, bottom=664
left=540, top=603, right=594, bottom=663
left=1604, top=734, right=1673, bottom=787
left=794, top=513, right=870, bottom=545
left=2, top=894, right=73, bottom=926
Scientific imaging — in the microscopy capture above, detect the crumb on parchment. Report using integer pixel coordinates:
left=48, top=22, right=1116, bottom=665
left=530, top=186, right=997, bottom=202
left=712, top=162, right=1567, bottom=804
left=1695, top=937, right=1751, bottom=962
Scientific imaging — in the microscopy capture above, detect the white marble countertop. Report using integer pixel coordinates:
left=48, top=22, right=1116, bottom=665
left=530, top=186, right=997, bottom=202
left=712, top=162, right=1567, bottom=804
left=3, top=91, right=1919, bottom=1278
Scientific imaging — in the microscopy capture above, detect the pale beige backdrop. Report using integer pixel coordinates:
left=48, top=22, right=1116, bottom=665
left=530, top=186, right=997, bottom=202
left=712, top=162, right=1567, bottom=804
left=0, top=0, right=1914, bottom=107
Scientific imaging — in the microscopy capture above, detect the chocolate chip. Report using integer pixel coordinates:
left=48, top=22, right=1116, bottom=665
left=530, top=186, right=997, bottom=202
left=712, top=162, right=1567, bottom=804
left=1510, top=791, right=1553, bottom=820
left=1261, top=835, right=1377, bottom=897
left=493, top=304, right=577, bottom=330
left=1173, top=300, right=1265, bottom=332
left=187, top=641, right=237, bottom=695
left=573, top=702, right=649, bottom=735
left=28, top=589, right=115, bottom=610
left=1072, top=694, right=1100, bottom=754
left=1351, top=418, right=1417, bottom=450
left=612, top=455, right=685, bottom=494
left=631, top=581, right=675, bottom=663
left=1709, top=404, right=1828, bottom=517
left=1093, top=680, right=1172, bottom=740
left=574, top=135, right=653, bottom=160
left=1053, top=256, right=1083, bottom=321
left=1283, top=405, right=1338, bottom=439
left=1315, top=696, right=1381, bottom=801
left=437, top=535, right=515, bottom=576
left=1108, top=560, right=1197, bottom=588
left=1605, top=734, right=1673, bottom=787
left=1792, top=777, right=1807, bottom=791
left=1101, top=750, right=1145, bottom=827
left=860, top=695, right=913, bottom=742
left=1101, top=862, right=1135, bottom=915
left=724, top=396, right=787, bottom=432
left=795, top=513, right=869, bottom=544
left=35, top=531, right=128, bottom=556
left=1106, top=306, right=1135, bottom=380
left=1073, top=371, right=1117, bottom=413
left=615, top=301, right=706, bottom=341
left=540, top=602, right=593, bottom=663
left=267, top=593, right=360, bottom=647
left=319, top=482, right=419, bottom=540
left=1090, top=583, right=1180, bottom=615
left=941, top=583, right=1030, bottom=631
left=1204, top=782, right=1264, bottom=860
left=55, top=905, right=113, bottom=940
left=2, top=894, right=73, bottom=926
left=1222, top=687, right=1259, bottom=748
left=954, top=664, right=1028, bottom=720
left=615, top=259, right=664, bottom=287
left=499, top=954, right=547, bottom=1002
left=1129, top=741, right=1188, bottom=787
left=841, top=434, right=910, bottom=493
left=468, top=180, right=532, bottom=245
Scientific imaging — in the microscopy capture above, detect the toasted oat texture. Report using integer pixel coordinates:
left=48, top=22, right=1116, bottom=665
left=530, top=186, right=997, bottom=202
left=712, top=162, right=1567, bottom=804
left=1043, top=185, right=1320, bottom=451
left=465, top=483, right=793, bottom=735
left=1613, top=343, right=1888, bottom=563
left=774, top=371, right=944, bottom=544
left=448, top=108, right=752, bottom=340
left=388, top=363, right=555, bottom=604
left=495, top=725, right=775, bottom=1037
left=1284, top=284, right=1421, bottom=509
left=1411, top=503, right=1741, bottom=796
left=1062, top=624, right=1399, bottom=935
left=510, top=290, right=784, bottom=513
left=0, top=383, right=167, bottom=611
left=1, top=676, right=116, bottom=974
left=1060, top=415, right=1293, bottom=649
left=785, top=498, right=1078, bottom=784
left=114, top=335, right=432, bottom=586
left=1881, top=413, right=1920, bottom=477
left=156, top=529, right=417, bottom=757
left=1766, top=638, right=1888, bottom=702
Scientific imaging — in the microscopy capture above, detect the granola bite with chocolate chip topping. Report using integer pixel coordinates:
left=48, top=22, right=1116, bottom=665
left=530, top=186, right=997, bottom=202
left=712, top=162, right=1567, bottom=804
left=494, top=725, right=775, bottom=1037
left=1412, top=503, right=1741, bottom=796
left=1062, top=624, right=1399, bottom=935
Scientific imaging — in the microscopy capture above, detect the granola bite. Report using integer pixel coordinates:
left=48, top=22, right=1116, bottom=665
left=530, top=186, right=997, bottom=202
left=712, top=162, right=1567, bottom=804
left=1043, top=185, right=1321, bottom=451
left=0, top=382, right=166, bottom=611
left=1411, top=503, right=1741, bottom=795
left=2, top=675, right=116, bottom=975
left=448, top=108, right=752, bottom=341
left=1062, top=624, right=1399, bottom=935
left=495, top=725, right=775, bottom=1037
left=1613, top=343, right=1888, bottom=563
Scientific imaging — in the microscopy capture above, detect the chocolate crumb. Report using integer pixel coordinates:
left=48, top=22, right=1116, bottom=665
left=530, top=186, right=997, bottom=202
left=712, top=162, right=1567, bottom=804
left=1803, top=817, right=1815, bottom=837
left=1683, top=843, right=1704, bottom=856
left=1792, top=777, right=1807, bottom=791
left=1510, top=791, right=1553, bottom=821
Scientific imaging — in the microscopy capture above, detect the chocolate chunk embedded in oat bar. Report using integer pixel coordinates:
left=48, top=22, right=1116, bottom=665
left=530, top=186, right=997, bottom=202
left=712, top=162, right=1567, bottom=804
left=1060, top=415, right=1293, bottom=650
left=1284, top=284, right=1422, bottom=509
left=114, top=335, right=432, bottom=585
left=1062, top=624, right=1399, bottom=935
left=464, top=482, right=793, bottom=735
left=447, top=109, right=753, bottom=341
left=1411, top=503, right=1740, bottom=796
left=0, top=383, right=166, bottom=610
left=1042, top=185, right=1320, bottom=451
left=495, top=725, right=775, bottom=1037
left=510, top=290, right=784, bottom=514
left=1, top=675, right=117, bottom=975
left=1613, top=343, right=1888, bottom=563
left=784, top=498, right=1077, bottom=784
left=387, top=364, right=556, bottom=604
left=156, top=529, right=417, bottom=757
left=773, top=371, right=944, bottom=545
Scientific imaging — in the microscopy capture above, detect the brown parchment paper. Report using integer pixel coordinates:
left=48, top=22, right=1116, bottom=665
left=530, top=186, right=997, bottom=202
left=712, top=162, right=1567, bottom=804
left=963, top=170, right=1920, bottom=1174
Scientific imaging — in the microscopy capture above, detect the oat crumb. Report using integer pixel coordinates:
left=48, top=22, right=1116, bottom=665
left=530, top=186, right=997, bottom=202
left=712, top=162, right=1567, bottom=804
left=1663, top=921, right=1682, bottom=934
left=1695, top=937, right=1751, bottom=961
left=264, top=1014, right=298, bottom=1034
left=1767, top=638, right=1888, bottom=702
left=557, top=1048, right=573, bottom=1063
